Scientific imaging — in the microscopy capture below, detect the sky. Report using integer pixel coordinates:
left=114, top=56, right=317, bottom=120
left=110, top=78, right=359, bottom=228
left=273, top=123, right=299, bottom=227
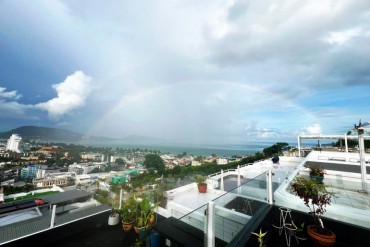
left=1, top=0, right=370, bottom=145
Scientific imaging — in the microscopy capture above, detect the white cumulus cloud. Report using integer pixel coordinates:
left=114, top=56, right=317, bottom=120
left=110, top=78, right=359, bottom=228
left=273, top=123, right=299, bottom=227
left=301, top=123, right=322, bottom=135
left=0, top=87, right=27, bottom=118
left=36, top=71, right=92, bottom=118
left=0, top=87, right=22, bottom=100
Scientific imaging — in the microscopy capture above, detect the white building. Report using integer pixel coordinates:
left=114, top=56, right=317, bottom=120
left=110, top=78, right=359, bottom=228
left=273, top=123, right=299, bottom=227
left=68, top=163, right=101, bottom=175
left=0, top=187, right=4, bottom=203
left=191, top=160, right=201, bottom=166
left=6, top=134, right=22, bottom=153
left=81, top=152, right=105, bottom=162
left=216, top=158, right=229, bottom=165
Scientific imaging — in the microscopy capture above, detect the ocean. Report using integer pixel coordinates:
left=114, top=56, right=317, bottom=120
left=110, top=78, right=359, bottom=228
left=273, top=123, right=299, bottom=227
left=106, top=142, right=285, bottom=157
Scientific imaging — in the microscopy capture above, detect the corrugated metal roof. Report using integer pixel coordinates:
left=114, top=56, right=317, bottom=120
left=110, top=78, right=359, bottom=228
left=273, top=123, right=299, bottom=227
left=40, top=189, right=92, bottom=205
left=0, top=204, right=111, bottom=244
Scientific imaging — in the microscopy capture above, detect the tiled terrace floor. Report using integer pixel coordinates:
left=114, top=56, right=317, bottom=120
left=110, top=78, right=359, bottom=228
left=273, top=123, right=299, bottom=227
left=329, top=187, right=370, bottom=210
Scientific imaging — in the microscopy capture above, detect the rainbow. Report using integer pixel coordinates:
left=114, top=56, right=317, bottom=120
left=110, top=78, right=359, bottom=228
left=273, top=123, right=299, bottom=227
left=86, top=80, right=318, bottom=138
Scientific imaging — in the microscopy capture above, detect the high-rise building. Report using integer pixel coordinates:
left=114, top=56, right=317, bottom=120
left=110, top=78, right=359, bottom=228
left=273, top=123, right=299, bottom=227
left=20, top=164, right=38, bottom=179
left=6, top=134, right=22, bottom=153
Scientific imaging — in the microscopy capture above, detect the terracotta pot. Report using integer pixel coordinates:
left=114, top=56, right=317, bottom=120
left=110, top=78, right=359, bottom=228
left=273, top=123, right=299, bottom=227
left=307, top=225, right=336, bottom=247
left=198, top=183, right=207, bottom=193
left=122, top=220, right=135, bottom=232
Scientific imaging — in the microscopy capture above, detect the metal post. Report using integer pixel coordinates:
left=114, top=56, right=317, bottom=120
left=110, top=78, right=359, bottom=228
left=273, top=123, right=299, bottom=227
left=237, top=166, right=241, bottom=195
left=50, top=205, right=56, bottom=228
left=358, top=131, right=368, bottom=192
left=220, top=170, right=224, bottom=191
left=297, top=136, right=302, bottom=157
left=206, top=201, right=215, bottom=247
left=345, top=134, right=348, bottom=153
left=119, top=188, right=123, bottom=209
left=267, top=170, right=273, bottom=204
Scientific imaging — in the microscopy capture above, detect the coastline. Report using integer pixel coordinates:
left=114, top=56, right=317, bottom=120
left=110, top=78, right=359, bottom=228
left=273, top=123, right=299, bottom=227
left=105, top=142, right=279, bottom=157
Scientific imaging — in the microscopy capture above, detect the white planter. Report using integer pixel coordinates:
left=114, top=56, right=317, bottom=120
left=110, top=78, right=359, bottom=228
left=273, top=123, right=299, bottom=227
left=108, top=215, right=120, bottom=225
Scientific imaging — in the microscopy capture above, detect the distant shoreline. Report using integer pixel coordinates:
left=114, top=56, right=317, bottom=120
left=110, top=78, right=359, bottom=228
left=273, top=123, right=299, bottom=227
left=104, top=142, right=277, bottom=157
left=100, top=140, right=328, bottom=157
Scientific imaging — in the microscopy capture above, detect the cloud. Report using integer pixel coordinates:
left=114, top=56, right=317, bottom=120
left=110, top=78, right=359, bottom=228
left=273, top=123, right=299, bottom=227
left=300, top=123, right=322, bottom=135
left=0, top=100, right=27, bottom=116
left=205, top=0, right=370, bottom=88
left=1, top=0, right=369, bottom=142
left=0, top=88, right=27, bottom=118
left=0, top=72, right=93, bottom=122
left=36, top=71, right=93, bottom=119
left=244, top=121, right=281, bottom=139
left=0, top=87, right=22, bottom=100
left=324, top=28, right=362, bottom=45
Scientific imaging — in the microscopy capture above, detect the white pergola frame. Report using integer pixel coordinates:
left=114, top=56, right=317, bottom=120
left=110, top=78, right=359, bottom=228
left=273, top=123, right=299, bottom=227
left=297, top=133, right=370, bottom=192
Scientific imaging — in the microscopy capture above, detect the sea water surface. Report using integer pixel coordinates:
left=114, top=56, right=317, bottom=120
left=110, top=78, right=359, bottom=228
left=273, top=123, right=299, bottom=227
left=106, top=142, right=287, bottom=157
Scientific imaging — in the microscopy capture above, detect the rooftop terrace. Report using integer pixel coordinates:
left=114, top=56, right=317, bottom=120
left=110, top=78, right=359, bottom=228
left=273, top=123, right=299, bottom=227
left=1, top=149, right=370, bottom=247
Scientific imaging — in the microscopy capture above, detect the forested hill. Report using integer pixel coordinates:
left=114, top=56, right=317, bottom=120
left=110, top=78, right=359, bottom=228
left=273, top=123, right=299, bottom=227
left=0, top=126, right=107, bottom=142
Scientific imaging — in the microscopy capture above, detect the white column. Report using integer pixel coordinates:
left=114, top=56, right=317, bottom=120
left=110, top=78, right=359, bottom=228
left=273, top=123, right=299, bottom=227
left=358, top=131, right=368, bottom=192
left=206, top=201, right=215, bottom=247
left=237, top=166, right=241, bottom=195
left=297, top=136, right=301, bottom=157
left=267, top=170, right=273, bottom=204
left=237, top=165, right=241, bottom=187
left=220, top=170, right=224, bottom=191
left=50, top=205, right=57, bottom=228
left=344, top=134, right=348, bottom=153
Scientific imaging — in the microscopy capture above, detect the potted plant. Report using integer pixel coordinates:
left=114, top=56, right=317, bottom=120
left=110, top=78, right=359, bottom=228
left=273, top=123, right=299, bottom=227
left=120, top=197, right=137, bottom=232
left=295, top=222, right=307, bottom=241
left=251, top=228, right=268, bottom=247
left=195, top=175, right=207, bottom=193
left=108, top=207, right=120, bottom=226
left=134, top=195, right=159, bottom=240
left=151, top=183, right=168, bottom=208
left=308, top=166, right=325, bottom=184
left=290, top=176, right=336, bottom=247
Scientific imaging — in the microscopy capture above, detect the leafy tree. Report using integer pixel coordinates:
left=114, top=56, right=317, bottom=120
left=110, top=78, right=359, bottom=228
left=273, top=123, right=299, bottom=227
left=262, top=142, right=289, bottom=157
left=143, top=154, right=165, bottom=173
left=115, top=158, right=125, bottom=165
left=171, top=165, right=181, bottom=175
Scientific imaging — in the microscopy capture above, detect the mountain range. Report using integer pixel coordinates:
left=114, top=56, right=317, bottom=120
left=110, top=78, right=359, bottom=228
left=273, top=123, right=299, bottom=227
left=0, top=126, right=102, bottom=142
left=0, top=126, right=164, bottom=144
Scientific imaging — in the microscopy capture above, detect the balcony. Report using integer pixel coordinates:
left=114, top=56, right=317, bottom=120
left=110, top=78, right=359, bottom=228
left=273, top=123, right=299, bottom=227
left=1, top=152, right=370, bottom=247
